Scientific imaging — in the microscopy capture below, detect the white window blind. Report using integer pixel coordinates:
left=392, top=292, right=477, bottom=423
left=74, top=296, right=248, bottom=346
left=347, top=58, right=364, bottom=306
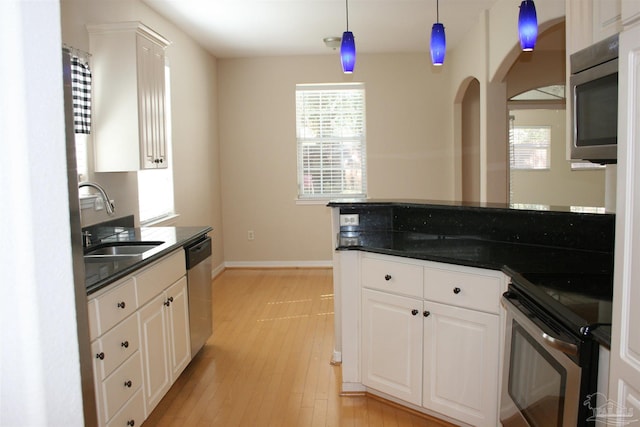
left=296, top=83, right=366, bottom=199
left=510, top=125, right=551, bottom=170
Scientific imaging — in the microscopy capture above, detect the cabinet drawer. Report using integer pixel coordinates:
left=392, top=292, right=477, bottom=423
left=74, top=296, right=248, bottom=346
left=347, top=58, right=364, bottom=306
left=92, top=314, right=140, bottom=381
left=106, top=389, right=144, bottom=427
left=136, top=250, right=186, bottom=306
left=424, top=266, right=503, bottom=314
left=99, top=351, right=142, bottom=423
left=90, top=278, right=137, bottom=338
left=362, top=254, right=423, bottom=298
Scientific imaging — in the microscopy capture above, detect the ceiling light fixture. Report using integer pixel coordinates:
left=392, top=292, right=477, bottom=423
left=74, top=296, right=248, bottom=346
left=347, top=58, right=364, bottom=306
left=430, top=0, right=446, bottom=66
left=323, top=36, right=342, bottom=50
left=518, top=0, right=538, bottom=51
left=341, top=0, right=356, bottom=73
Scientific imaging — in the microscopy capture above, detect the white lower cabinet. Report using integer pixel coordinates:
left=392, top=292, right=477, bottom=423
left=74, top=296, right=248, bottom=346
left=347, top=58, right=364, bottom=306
left=138, top=276, right=191, bottom=416
left=362, top=289, right=423, bottom=405
left=360, top=253, right=505, bottom=427
left=88, top=249, right=188, bottom=427
left=422, top=301, right=500, bottom=426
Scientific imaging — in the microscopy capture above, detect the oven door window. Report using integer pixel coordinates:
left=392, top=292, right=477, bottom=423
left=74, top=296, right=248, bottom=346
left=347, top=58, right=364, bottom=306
left=508, top=322, right=567, bottom=426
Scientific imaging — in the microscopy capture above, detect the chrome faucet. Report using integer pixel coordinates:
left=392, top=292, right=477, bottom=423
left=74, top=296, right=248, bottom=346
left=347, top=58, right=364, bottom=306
left=79, top=181, right=115, bottom=215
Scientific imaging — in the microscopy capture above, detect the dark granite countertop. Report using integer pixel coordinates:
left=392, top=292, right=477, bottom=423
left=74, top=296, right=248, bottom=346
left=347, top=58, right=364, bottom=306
left=84, top=224, right=212, bottom=295
left=329, top=200, right=615, bottom=348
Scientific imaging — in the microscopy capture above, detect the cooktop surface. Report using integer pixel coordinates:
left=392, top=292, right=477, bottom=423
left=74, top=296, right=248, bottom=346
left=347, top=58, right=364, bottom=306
left=511, top=271, right=613, bottom=338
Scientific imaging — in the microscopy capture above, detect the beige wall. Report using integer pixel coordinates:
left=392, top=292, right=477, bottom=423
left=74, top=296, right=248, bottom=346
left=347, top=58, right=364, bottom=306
left=449, top=0, right=565, bottom=204
left=60, top=0, right=224, bottom=270
left=218, top=54, right=454, bottom=263
left=510, top=109, right=606, bottom=207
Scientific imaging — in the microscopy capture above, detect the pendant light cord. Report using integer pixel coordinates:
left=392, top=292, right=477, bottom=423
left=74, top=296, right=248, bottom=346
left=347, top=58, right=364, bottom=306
left=346, top=0, right=350, bottom=31
left=436, top=0, right=440, bottom=23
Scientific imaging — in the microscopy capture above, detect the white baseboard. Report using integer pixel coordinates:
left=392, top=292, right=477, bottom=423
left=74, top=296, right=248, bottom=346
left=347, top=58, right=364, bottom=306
left=211, top=263, right=225, bottom=279
left=223, top=260, right=333, bottom=269
left=210, top=260, right=332, bottom=279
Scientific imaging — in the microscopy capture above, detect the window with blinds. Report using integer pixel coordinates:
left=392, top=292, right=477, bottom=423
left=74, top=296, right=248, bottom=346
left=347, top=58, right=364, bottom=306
left=295, top=83, right=367, bottom=199
left=510, top=125, right=551, bottom=170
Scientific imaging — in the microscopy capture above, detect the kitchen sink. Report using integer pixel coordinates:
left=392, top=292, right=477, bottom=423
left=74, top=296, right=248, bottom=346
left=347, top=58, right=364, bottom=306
left=84, top=241, right=164, bottom=257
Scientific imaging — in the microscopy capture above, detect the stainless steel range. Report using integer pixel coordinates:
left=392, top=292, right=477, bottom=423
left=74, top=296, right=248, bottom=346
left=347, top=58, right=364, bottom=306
left=500, top=269, right=612, bottom=426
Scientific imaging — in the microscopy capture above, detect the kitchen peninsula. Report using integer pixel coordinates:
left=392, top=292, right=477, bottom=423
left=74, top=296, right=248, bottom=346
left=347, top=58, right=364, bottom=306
left=328, top=199, right=614, bottom=426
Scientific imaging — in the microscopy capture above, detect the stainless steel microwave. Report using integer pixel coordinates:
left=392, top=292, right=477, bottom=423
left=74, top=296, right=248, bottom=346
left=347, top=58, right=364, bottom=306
left=570, top=33, right=619, bottom=164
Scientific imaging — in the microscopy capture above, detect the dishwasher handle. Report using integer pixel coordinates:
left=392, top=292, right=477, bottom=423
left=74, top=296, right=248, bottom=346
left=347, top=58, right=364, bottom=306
left=185, top=236, right=212, bottom=269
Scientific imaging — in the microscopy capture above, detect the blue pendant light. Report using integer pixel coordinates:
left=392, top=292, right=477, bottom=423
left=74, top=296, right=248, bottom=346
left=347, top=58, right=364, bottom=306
left=430, top=0, right=446, bottom=66
left=518, top=0, right=538, bottom=51
left=341, top=0, right=356, bottom=73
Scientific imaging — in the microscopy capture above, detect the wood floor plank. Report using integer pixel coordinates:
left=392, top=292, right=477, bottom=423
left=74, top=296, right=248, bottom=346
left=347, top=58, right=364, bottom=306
left=144, top=268, right=457, bottom=427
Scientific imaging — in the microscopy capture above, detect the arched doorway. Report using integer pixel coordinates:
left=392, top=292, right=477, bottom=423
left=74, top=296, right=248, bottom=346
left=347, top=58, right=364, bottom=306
left=461, top=79, right=481, bottom=202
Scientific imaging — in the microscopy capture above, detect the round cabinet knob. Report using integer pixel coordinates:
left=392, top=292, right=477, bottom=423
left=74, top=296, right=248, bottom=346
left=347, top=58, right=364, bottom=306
left=127, top=421, right=135, bottom=427
left=164, top=299, right=171, bottom=307
left=121, top=341, right=129, bottom=348
left=384, top=274, right=392, bottom=281
left=453, top=287, right=461, bottom=294
left=117, top=301, right=126, bottom=309
left=96, top=352, right=105, bottom=360
left=423, top=311, right=431, bottom=317
left=411, top=309, right=419, bottom=316
left=168, top=297, right=174, bottom=303
left=124, top=380, right=132, bottom=388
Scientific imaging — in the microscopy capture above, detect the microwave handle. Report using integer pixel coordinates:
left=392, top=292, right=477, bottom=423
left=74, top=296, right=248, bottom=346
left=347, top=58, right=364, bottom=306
left=541, top=332, right=578, bottom=356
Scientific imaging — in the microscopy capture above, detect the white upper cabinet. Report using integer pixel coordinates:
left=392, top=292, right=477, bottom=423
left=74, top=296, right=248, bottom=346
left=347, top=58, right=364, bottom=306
left=88, top=22, right=171, bottom=171
left=621, top=0, right=640, bottom=26
left=593, top=0, right=622, bottom=43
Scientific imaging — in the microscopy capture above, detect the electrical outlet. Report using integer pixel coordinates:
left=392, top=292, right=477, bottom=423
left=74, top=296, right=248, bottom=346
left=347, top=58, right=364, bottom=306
left=247, top=230, right=255, bottom=240
left=340, top=214, right=359, bottom=226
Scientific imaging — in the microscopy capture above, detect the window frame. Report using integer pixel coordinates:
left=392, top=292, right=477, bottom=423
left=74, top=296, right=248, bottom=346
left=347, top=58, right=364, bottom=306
left=295, top=83, right=367, bottom=201
left=510, top=125, right=552, bottom=171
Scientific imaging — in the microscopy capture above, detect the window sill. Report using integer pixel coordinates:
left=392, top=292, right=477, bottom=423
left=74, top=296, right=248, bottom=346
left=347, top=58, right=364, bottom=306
left=142, top=213, right=180, bottom=227
left=295, top=198, right=332, bottom=206
left=79, top=194, right=99, bottom=210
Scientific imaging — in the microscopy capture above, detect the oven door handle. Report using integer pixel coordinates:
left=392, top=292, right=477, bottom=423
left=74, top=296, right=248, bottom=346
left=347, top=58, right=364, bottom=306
left=541, top=332, right=578, bottom=356
left=503, top=293, right=579, bottom=357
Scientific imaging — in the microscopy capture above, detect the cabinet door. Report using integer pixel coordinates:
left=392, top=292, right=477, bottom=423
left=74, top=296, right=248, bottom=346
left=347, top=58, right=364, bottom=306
left=138, top=293, right=171, bottom=416
left=423, top=301, right=499, bottom=427
left=362, top=289, right=422, bottom=405
left=609, top=23, right=640, bottom=419
left=137, top=34, right=167, bottom=169
left=167, top=276, right=191, bottom=379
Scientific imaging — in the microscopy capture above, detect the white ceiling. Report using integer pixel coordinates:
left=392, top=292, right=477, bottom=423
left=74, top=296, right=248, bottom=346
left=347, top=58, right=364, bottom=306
left=142, top=0, right=501, bottom=58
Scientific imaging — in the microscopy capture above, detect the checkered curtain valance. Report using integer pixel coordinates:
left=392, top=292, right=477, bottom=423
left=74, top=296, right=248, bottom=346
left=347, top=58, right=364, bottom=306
left=70, top=55, right=92, bottom=134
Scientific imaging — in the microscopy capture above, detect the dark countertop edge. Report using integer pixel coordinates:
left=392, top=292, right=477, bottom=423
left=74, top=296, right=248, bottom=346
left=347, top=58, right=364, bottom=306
left=337, top=245, right=612, bottom=349
left=327, top=198, right=612, bottom=216
left=85, top=226, right=212, bottom=295
left=591, top=327, right=612, bottom=349
left=337, top=245, right=502, bottom=271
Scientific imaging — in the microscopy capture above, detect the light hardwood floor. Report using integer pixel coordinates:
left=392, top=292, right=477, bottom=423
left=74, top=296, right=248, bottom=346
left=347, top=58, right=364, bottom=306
left=144, top=268, right=455, bottom=427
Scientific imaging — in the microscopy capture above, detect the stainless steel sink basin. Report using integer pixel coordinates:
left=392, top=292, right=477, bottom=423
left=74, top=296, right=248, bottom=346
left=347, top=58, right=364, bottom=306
left=84, top=241, right=164, bottom=258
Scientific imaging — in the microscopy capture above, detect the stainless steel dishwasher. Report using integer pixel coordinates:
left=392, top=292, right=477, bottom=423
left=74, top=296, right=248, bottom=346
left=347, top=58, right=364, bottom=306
left=185, top=236, right=212, bottom=357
